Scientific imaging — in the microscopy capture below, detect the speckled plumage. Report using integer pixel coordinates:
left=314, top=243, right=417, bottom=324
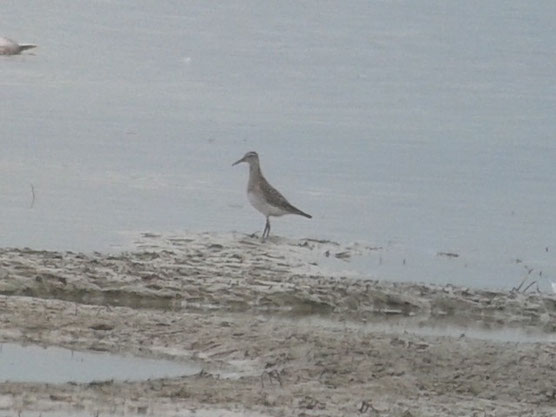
left=233, top=151, right=311, bottom=240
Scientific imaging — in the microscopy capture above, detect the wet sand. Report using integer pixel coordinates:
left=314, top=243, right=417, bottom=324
left=0, top=232, right=555, bottom=416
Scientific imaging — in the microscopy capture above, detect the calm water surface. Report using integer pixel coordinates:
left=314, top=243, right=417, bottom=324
left=1, top=1, right=555, bottom=289
left=0, top=343, right=199, bottom=383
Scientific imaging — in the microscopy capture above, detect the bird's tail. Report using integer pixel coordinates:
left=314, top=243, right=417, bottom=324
left=294, top=208, right=312, bottom=219
left=19, top=44, right=37, bottom=52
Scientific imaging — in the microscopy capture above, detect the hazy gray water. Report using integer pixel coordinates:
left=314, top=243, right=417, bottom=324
left=1, top=1, right=555, bottom=289
left=0, top=343, right=199, bottom=383
left=296, top=316, right=556, bottom=344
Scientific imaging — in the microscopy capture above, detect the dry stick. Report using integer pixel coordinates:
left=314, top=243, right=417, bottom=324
left=270, top=369, right=282, bottom=387
left=513, top=276, right=528, bottom=292
left=512, top=272, right=531, bottom=292
left=260, top=369, right=283, bottom=388
left=359, top=400, right=371, bottom=413
left=522, top=280, right=537, bottom=293
left=30, top=183, right=36, bottom=208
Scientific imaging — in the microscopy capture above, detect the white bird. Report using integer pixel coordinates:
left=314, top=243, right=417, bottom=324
left=0, top=37, right=37, bottom=55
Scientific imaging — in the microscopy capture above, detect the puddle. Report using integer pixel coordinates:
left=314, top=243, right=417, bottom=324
left=356, top=320, right=556, bottom=344
left=0, top=343, right=201, bottom=383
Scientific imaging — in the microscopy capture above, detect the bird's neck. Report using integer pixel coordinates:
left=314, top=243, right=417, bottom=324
left=247, top=162, right=263, bottom=190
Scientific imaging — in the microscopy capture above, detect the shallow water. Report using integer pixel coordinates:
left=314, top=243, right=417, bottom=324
left=1, top=1, right=555, bottom=289
left=268, top=314, right=556, bottom=344
left=0, top=343, right=200, bottom=383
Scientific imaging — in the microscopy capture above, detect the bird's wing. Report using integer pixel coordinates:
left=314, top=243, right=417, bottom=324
left=259, top=177, right=292, bottom=209
left=259, top=176, right=310, bottom=216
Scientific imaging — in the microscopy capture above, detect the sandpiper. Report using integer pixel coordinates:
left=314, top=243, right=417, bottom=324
left=233, top=151, right=312, bottom=241
left=0, top=37, right=36, bottom=55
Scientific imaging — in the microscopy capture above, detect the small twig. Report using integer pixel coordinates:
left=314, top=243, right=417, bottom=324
left=359, top=400, right=370, bottom=413
left=512, top=276, right=528, bottom=292
left=524, top=265, right=534, bottom=275
left=522, top=280, right=537, bottom=293
left=30, top=183, right=36, bottom=208
left=260, top=369, right=283, bottom=388
left=512, top=277, right=527, bottom=292
left=358, top=400, right=376, bottom=413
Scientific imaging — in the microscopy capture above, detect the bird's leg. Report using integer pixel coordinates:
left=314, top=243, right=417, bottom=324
left=262, top=219, right=268, bottom=241
left=262, top=217, right=271, bottom=241
left=261, top=223, right=267, bottom=242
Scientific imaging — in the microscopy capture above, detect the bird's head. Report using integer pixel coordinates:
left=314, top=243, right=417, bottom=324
left=232, top=151, right=259, bottom=166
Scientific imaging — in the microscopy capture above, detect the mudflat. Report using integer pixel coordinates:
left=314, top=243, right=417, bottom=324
left=0, top=233, right=554, bottom=416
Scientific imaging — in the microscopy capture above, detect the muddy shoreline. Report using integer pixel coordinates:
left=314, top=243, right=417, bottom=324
left=0, top=233, right=555, bottom=416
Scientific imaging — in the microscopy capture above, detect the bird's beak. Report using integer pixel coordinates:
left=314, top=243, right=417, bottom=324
left=232, top=157, right=245, bottom=166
